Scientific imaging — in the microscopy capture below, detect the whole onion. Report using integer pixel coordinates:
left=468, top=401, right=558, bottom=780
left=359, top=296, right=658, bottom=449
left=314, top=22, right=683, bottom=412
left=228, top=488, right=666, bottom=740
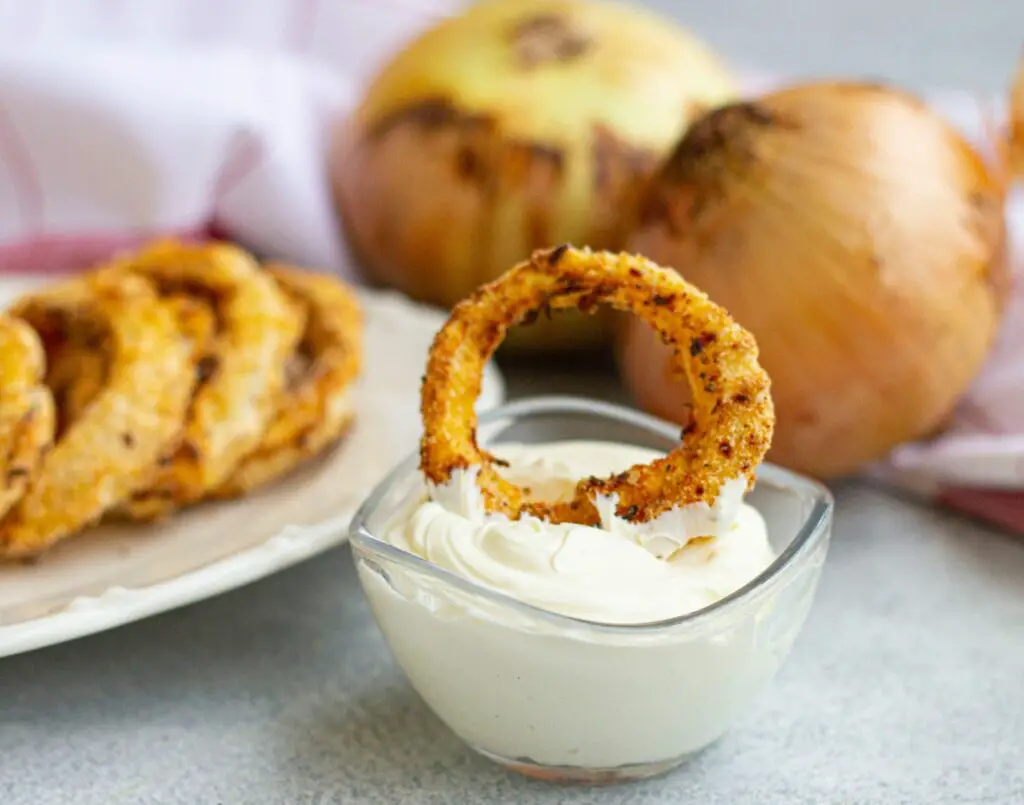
left=620, top=82, right=1009, bottom=478
left=332, top=0, right=737, bottom=353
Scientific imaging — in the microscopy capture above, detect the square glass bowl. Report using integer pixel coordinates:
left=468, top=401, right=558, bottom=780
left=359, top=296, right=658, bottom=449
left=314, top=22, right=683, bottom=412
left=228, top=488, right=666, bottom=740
left=349, top=397, right=833, bottom=784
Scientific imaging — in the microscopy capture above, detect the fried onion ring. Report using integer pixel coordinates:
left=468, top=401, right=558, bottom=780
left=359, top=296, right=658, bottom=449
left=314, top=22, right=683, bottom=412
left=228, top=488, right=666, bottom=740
left=419, top=246, right=775, bottom=525
left=0, top=316, right=56, bottom=520
left=48, top=345, right=105, bottom=434
left=108, top=240, right=304, bottom=520
left=214, top=264, right=362, bottom=497
left=46, top=293, right=217, bottom=430
left=1, top=273, right=193, bottom=558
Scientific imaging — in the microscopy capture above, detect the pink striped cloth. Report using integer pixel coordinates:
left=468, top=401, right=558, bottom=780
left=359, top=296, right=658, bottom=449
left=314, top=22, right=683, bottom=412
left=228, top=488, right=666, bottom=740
left=0, top=0, right=1021, bottom=531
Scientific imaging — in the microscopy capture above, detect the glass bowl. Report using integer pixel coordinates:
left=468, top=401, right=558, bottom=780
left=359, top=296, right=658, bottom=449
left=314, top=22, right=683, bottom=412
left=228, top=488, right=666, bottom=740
left=349, top=397, right=833, bottom=785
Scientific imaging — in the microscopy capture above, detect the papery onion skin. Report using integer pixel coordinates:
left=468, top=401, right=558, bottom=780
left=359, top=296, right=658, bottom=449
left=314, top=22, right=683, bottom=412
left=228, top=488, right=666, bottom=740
left=1012, top=57, right=1024, bottom=178
left=621, top=82, right=1008, bottom=478
left=332, top=0, right=737, bottom=353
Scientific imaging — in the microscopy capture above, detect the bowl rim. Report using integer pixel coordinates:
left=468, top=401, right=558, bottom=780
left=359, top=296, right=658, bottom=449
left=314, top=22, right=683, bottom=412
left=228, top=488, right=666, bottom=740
left=349, top=395, right=834, bottom=634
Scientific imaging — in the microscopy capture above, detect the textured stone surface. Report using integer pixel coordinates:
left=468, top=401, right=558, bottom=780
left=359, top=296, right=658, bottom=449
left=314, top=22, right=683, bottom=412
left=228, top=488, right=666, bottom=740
left=1, top=476, right=1022, bottom=804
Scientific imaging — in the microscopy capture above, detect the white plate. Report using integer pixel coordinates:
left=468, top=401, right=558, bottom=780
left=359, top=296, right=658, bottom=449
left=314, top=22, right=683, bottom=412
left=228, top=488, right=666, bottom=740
left=0, top=283, right=505, bottom=658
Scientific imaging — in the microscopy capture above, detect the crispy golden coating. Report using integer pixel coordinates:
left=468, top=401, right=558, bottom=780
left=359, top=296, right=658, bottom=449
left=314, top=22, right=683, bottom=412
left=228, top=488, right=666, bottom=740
left=1, top=273, right=193, bottom=558
left=214, top=264, right=362, bottom=497
left=161, top=292, right=219, bottom=368
left=0, top=316, right=56, bottom=520
left=420, top=245, right=775, bottom=525
left=48, top=345, right=105, bottom=434
left=47, top=293, right=217, bottom=429
left=105, top=240, right=304, bottom=520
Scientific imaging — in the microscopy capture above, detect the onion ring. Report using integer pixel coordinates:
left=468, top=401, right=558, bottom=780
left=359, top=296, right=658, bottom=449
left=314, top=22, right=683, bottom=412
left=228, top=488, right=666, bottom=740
left=47, top=294, right=217, bottom=429
left=0, top=273, right=193, bottom=558
left=0, top=316, right=56, bottom=521
left=108, top=240, right=304, bottom=520
left=47, top=345, right=105, bottom=434
left=419, top=245, right=774, bottom=525
left=214, top=264, right=362, bottom=497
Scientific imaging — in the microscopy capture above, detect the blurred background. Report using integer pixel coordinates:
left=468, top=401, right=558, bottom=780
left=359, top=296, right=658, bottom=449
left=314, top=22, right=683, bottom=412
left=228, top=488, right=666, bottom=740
left=645, top=0, right=1021, bottom=92
left=0, top=0, right=1021, bottom=488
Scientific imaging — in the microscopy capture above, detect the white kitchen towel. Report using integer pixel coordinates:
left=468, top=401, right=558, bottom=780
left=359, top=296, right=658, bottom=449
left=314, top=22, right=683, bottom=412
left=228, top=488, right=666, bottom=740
left=0, top=0, right=1022, bottom=530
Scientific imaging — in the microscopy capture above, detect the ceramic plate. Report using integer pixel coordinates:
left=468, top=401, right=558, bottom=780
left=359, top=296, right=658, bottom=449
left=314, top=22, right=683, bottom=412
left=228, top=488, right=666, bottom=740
left=0, top=282, right=505, bottom=658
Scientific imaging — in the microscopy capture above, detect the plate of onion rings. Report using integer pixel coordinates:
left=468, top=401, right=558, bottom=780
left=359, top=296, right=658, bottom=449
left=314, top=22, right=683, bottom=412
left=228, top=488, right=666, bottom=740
left=0, top=241, right=505, bottom=659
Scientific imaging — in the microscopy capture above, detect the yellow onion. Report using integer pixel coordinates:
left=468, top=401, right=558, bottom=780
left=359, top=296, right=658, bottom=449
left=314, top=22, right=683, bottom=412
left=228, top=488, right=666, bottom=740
left=620, top=82, right=1009, bottom=478
left=331, top=0, right=737, bottom=353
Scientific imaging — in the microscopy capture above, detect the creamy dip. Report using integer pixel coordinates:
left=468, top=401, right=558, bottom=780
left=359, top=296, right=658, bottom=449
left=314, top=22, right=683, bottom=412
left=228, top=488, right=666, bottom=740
left=382, top=440, right=775, bottom=624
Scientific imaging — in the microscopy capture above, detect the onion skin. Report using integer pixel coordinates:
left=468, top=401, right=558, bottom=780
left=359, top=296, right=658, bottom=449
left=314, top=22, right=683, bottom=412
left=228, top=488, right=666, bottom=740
left=1012, top=58, right=1024, bottom=178
left=332, top=0, right=736, bottom=353
left=621, top=82, right=1008, bottom=478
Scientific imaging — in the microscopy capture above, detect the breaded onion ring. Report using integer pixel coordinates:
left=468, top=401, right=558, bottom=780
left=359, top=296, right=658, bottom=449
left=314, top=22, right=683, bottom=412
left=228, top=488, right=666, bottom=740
left=47, top=294, right=217, bottom=429
left=215, top=264, right=362, bottom=497
left=1, top=273, right=193, bottom=558
left=47, top=345, right=105, bottom=434
left=0, top=316, right=56, bottom=520
left=108, top=240, right=304, bottom=520
left=420, top=246, right=774, bottom=525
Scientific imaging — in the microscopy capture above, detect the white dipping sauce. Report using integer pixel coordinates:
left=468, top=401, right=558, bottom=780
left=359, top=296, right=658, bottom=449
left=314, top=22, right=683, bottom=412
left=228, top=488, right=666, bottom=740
left=358, top=441, right=812, bottom=770
left=386, top=441, right=775, bottom=623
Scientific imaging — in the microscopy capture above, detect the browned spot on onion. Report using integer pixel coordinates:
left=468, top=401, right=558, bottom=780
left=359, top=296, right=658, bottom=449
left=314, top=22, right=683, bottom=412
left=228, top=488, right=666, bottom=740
left=368, top=97, right=468, bottom=139
left=510, top=14, right=591, bottom=68
left=456, top=146, right=481, bottom=182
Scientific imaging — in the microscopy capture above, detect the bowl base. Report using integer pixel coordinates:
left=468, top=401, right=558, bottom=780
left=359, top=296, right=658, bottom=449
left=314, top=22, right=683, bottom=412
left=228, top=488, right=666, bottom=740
left=474, top=747, right=688, bottom=785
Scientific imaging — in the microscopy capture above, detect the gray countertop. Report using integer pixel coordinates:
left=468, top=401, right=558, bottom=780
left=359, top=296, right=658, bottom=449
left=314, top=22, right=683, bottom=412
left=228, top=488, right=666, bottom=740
left=3, top=2, right=1024, bottom=803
